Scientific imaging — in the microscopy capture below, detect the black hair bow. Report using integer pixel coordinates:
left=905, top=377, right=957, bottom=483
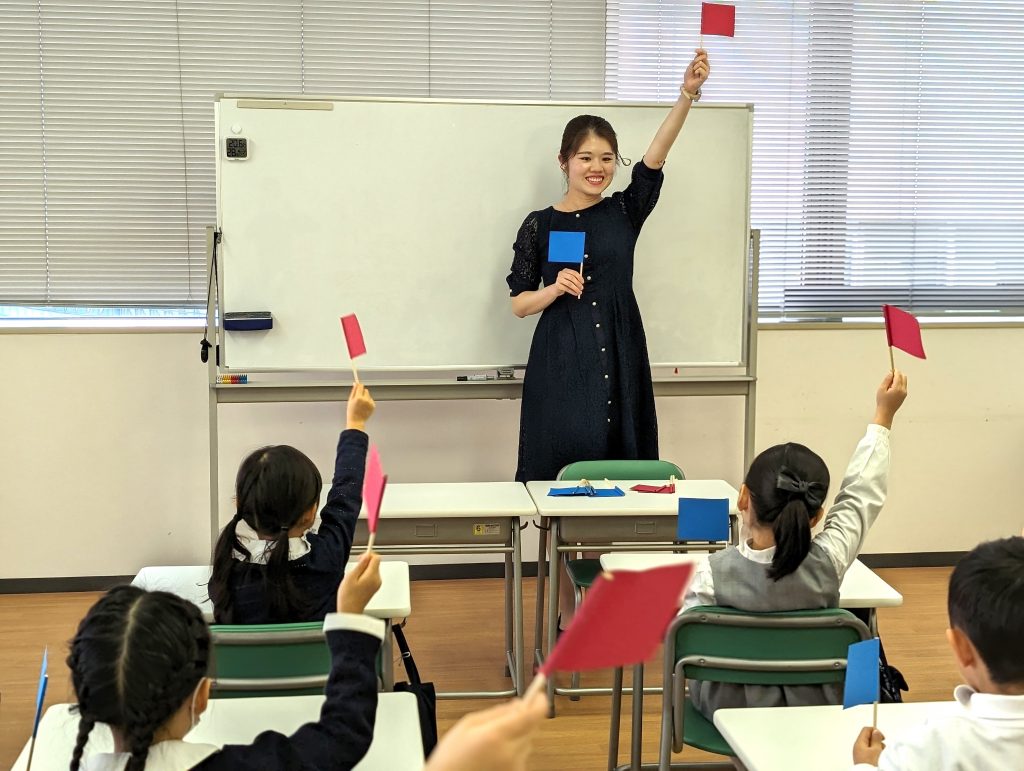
left=775, top=467, right=827, bottom=510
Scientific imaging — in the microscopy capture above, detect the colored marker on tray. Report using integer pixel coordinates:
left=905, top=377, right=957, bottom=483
left=216, top=374, right=249, bottom=384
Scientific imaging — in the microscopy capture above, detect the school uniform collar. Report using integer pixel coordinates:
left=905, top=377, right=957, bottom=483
left=954, top=684, right=1024, bottom=720
left=233, top=515, right=320, bottom=563
left=737, top=537, right=775, bottom=564
left=84, top=740, right=218, bottom=770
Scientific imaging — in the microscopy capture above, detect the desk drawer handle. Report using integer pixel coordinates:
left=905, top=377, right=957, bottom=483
left=415, top=524, right=437, bottom=538
left=634, top=521, right=656, bottom=535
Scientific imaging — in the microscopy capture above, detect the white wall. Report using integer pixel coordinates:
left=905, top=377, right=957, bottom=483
left=2, top=325, right=1020, bottom=579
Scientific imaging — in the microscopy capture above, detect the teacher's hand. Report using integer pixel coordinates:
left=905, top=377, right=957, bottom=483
left=552, top=268, right=584, bottom=298
left=683, top=49, right=710, bottom=95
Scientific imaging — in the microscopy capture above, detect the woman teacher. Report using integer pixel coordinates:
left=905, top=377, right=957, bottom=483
left=507, top=50, right=711, bottom=484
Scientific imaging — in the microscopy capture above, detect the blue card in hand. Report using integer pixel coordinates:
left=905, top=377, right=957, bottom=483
left=843, top=638, right=881, bottom=708
left=548, top=231, right=585, bottom=264
left=33, top=647, right=48, bottom=738
left=677, top=497, right=730, bottom=541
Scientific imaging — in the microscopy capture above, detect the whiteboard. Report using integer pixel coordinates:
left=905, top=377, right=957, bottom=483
left=215, top=96, right=752, bottom=371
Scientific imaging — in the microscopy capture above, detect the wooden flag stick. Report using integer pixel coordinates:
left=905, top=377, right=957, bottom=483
left=366, top=531, right=376, bottom=552
left=352, top=362, right=361, bottom=384
left=872, top=699, right=879, bottom=729
left=578, top=260, right=584, bottom=299
left=888, top=345, right=895, bottom=373
left=524, top=673, right=547, bottom=701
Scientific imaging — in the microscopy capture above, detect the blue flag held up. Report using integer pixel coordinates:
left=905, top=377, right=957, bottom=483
left=677, top=497, right=730, bottom=541
left=843, top=638, right=880, bottom=709
left=33, top=647, right=48, bottom=737
left=548, top=231, right=585, bottom=264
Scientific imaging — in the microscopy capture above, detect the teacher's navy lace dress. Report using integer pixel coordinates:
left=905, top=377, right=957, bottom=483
left=506, top=160, right=664, bottom=482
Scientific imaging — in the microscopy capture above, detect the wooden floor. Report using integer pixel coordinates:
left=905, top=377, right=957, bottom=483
left=0, top=568, right=959, bottom=769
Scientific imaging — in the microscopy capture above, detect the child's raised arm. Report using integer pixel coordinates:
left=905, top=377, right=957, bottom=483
left=816, top=371, right=908, bottom=578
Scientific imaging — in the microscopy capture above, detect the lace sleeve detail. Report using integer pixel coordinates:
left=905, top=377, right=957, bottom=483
left=617, top=159, right=665, bottom=231
left=506, top=212, right=541, bottom=296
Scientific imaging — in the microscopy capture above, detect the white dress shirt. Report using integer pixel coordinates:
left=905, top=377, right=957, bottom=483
left=853, top=685, right=1024, bottom=770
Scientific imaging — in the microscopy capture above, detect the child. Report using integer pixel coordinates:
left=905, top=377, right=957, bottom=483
left=683, top=370, right=908, bottom=717
left=209, top=382, right=375, bottom=624
left=67, top=552, right=384, bottom=770
left=851, top=536, right=1024, bottom=770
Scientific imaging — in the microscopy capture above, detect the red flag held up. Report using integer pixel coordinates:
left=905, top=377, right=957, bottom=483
left=340, top=314, right=367, bottom=360
left=363, top=445, right=387, bottom=535
left=541, top=563, right=696, bottom=675
left=701, top=2, right=736, bottom=37
left=882, top=304, right=926, bottom=359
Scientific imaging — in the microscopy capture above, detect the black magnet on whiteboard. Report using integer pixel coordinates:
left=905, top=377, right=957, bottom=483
left=225, top=312, right=273, bottom=331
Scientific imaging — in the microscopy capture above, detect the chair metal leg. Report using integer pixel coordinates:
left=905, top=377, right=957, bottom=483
left=608, top=666, right=624, bottom=771
left=659, top=641, right=675, bottom=771
left=570, top=580, right=584, bottom=701
left=503, top=548, right=514, bottom=678
left=545, top=519, right=561, bottom=717
left=630, top=662, right=645, bottom=771
left=533, top=518, right=549, bottom=675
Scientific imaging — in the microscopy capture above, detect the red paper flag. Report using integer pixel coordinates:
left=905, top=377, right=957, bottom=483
left=363, top=445, right=387, bottom=534
left=541, top=563, right=695, bottom=674
left=701, top=2, right=736, bottom=37
left=882, top=304, right=926, bottom=359
left=340, top=314, right=367, bottom=359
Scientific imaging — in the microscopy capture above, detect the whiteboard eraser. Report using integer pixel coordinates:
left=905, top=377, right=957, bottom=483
left=225, top=312, right=272, bottom=331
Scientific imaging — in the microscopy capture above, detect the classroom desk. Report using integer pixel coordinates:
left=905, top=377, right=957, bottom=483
left=132, top=561, right=411, bottom=689
left=349, top=481, right=537, bottom=698
left=713, top=701, right=958, bottom=771
left=526, top=479, right=740, bottom=707
left=598, top=553, right=905, bottom=771
left=13, top=692, right=424, bottom=771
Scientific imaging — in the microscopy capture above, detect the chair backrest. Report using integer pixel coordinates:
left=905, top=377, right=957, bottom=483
left=208, top=621, right=331, bottom=698
left=557, top=459, right=685, bottom=481
left=669, top=606, right=871, bottom=687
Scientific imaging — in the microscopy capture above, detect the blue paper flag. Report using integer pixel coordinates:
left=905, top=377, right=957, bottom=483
left=32, top=647, right=49, bottom=738
left=548, top=485, right=626, bottom=498
left=548, top=231, right=585, bottom=264
left=843, top=638, right=881, bottom=709
left=677, top=497, right=730, bottom=541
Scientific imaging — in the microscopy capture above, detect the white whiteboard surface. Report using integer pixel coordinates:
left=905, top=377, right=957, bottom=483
left=216, top=96, right=752, bottom=371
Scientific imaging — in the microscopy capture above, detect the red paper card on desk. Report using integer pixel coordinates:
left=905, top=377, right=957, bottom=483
left=541, top=563, right=695, bottom=674
left=630, top=483, right=676, bottom=494
left=701, top=2, right=736, bottom=37
left=340, top=314, right=367, bottom=359
left=363, top=445, right=387, bottom=533
left=882, top=304, right=926, bottom=359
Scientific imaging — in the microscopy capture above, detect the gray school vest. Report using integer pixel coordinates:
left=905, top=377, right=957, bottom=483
left=708, top=541, right=840, bottom=611
left=688, top=542, right=844, bottom=718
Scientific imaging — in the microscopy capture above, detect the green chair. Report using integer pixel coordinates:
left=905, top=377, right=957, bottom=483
left=208, top=622, right=333, bottom=699
left=556, top=459, right=684, bottom=698
left=649, top=606, right=871, bottom=770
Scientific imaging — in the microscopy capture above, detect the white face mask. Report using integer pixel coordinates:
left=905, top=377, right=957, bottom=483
left=187, top=680, right=204, bottom=733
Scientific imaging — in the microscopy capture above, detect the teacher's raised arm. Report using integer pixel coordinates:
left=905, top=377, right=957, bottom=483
left=643, top=49, right=710, bottom=169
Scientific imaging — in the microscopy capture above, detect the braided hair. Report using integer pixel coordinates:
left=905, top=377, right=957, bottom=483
left=208, top=445, right=322, bottom=623
left=66, top=586, right=210, bottom=770
left=744, top=442, right=830, bottom=580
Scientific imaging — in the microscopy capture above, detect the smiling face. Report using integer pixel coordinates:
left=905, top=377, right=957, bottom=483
left=560, top=132, right=616, bottom=199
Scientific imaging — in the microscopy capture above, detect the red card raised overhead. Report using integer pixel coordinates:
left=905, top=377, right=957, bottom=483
left=701, top=2, right=736, bottom=37
left=882, top=304, right=926, bottom=359
left=340, top=314, right=367, bottom=360
left=541, top=563, right=695, bottom=674
left=363, top=445, right=387, bottom=534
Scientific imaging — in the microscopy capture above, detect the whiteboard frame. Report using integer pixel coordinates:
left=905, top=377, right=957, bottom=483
left=212, top=94, right=754, bottom=371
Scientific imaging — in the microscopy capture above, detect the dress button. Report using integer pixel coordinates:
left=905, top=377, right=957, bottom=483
left=604, top=374, right=609, bottom=379
left=608, top=400, right=612, bottom=405
left=601, top=347, right=606, bottom=352
left=592, top=301, right=597, bottom=306
left=586, top=276, right=592, bottom=281
left=607, top=418, right=611, bottom=423
left=584, top=253, right=589, bottom=259
left=595, top=323, right=600, bottom=328
left=575, top=213, right=580, bottom=218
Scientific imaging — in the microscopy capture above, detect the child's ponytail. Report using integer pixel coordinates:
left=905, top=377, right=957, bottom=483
left=744, top=442, right=830, bottom=581
left=209, top=511, right=248, bottom=623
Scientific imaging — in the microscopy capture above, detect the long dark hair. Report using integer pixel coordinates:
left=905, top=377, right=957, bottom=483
left=67, top=586, right=210, bottom=771
left=744, top=442, right=830, bottom=580
left=208, top=445, right=323, bottom=623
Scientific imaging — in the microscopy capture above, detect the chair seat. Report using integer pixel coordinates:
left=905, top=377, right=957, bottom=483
left=682, top=701, right=735, bottom=757
left=566, top=558, right=602, bottom=589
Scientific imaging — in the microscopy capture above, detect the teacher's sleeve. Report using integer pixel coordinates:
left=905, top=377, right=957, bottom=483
left=620, top=159, right=665, bottom=232
left=506, top=212, right=542, bottom=296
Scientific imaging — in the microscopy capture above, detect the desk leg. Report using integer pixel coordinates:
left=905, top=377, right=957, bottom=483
left=608, top=666, right=623, bottom=771
left=381, top=620, right=395, bottom=691
left=630, top=662, right=644, bottom=771
left=545, top=518, right=560, bottom=716
left=533, top=517, right=548, bottom=674
left=513, top=518, right=525, bottom=696
left=504, top=546, right=514, bottom=679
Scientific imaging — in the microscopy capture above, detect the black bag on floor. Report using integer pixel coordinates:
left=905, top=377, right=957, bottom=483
left=879, top=640, right=909, bottom=703
left=392, top=623, right=438, bottom=756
